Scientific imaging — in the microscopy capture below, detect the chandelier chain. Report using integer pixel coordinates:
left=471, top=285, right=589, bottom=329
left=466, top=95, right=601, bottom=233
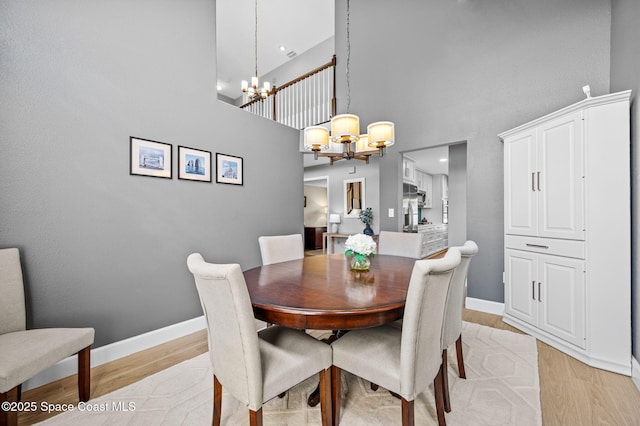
left=346, top=0, right=351, bottom=114
left=254, top=0, right=258, bottom=77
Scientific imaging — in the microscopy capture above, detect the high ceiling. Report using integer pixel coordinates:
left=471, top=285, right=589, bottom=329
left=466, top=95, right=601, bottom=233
left=216, top=0, right=334, bottom=100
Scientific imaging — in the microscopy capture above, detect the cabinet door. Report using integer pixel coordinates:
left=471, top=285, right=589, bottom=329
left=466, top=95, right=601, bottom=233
left=424, top=173, right=433, bottom=208
left=537, top=112, right=585, bottom=240
left=505, top=249, right=538, bottom=326
left=403, top=158, right=415, bottom=183
left=504, top=129, right=537, bottom=236
left=538, top=255, right=586, bottom=348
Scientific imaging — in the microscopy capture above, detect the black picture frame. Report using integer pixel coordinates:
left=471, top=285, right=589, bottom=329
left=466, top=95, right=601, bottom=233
left=130, top=136, right=172, bottom=179
left=178, top=146, right=212, bottom=182
left=216, top=153, right=243, bottom=185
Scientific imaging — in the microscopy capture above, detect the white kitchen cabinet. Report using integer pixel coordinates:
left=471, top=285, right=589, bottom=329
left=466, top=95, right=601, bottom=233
left=500, top=90, right=632, bottom=375
left=505, top=248, right=585, bottom=349
left=417, top=224, right=447, bottom=258
left=403, top=156, right=415, bottom=184
left=441, top=175, right=448, bottom=199
left=422, top=173, right=433, bottom=208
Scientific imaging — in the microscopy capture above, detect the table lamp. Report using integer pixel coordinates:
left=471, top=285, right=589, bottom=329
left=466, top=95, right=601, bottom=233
left=329, top=214, right=341, bottom=233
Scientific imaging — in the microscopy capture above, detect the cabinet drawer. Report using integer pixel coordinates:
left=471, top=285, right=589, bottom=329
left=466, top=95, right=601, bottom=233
left=505, top=235, right=585, bottom=259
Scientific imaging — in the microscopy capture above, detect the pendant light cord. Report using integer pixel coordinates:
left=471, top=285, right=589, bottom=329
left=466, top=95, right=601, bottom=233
left=346, top=0, right=351, bottom=113
left=254, top=0, right=258, bottom=78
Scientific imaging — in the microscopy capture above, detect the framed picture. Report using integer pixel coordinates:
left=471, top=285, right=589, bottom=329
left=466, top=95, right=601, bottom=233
left=130, top=137, right=172, bottom=179
left=178, top=146, right=212, bottom=182
left=216, top=153, right=243, bottom=185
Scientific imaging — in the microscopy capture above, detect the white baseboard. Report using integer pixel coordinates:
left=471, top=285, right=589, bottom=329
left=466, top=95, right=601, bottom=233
left=23, top=316, right=206, bottom=391
left=633, top=356, right=640, bottom=391
left=465, top=297, right=505, bottom=316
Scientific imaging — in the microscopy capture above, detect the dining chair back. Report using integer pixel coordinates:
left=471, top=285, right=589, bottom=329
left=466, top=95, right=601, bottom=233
left=187, top=253, right=333, bottom=426
left=440, top=240, right=478, bottom=412
left=331, top=248, right=461, bottom=426
left=0, top=248, right=94, bottom=426
left=377, top=231, right=423, bottom=259
left=258, top=234, right=304, bottom=265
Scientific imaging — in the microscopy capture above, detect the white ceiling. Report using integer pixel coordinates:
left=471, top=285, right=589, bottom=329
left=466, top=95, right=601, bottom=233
left=216, top=0, right=334, bottom=100
left=405, top=146, right=450, bottom=175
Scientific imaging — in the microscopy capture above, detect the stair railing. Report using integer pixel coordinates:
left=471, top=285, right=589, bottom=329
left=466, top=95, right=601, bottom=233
left=240, top=55, right=336, bottom=129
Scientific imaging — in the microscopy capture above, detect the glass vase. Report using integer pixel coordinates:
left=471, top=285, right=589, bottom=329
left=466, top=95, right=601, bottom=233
left=350, top=255, right=371, bottom=271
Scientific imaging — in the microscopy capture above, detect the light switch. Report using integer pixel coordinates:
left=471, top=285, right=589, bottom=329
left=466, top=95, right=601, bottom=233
left=388, top=208, right=394, bottom=218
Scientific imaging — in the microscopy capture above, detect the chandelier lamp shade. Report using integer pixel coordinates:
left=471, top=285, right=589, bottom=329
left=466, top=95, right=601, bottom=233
left=241, top=0, right=273, bottom=100
left=302, top=0, right=394, bottom=165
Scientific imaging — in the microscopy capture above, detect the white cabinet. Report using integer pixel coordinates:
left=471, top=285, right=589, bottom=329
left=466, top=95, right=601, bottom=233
left=500, top=90, right=632, bottom=375
left=403, top=157, right=415, bottom=184
left=417, top=224, right=447, bottom=258
left=504, top=112, right=584, bottom=240
left=441, top=175, right=448, bottom=199
left=416, top=170, right=433, bottom=208
left=505, top=248, right=585, bottom=349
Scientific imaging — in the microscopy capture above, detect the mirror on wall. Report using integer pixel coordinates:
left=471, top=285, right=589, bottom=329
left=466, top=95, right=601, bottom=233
left=344, top=178, right=365, bottom=218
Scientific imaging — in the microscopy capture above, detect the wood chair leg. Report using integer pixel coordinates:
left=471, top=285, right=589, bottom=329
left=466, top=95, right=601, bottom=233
left=249, top=407, right=263, bottom=426
left=330, top=366, right=341, bottom=426
left=370, top=383, right=379, bottom=391
left=442, top=350, right=451, bottom=413
left=433, top=366, right=447, bottom=426
left=318, top=368, right=332, bottom=426
left=455, top=335, right=466, bottom=379
left=77, top=346, right=91, bottom=402
left=401, top=398, right=414, bottom=426
left=213, top=375, right=222, bottom=426
left=0, top=386, right=19, bottom=426
left=16, top=385, right=21, bottom=402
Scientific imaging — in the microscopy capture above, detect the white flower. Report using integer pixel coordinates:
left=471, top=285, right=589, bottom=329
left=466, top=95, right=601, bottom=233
left=344, top=233, right=377, bottom=257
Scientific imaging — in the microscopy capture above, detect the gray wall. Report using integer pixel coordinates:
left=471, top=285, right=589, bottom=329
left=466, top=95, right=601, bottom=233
left=448, top=143, right=467, bottom=247
left=338, top=0, right=612, bottom=303
left=610, top=0, right=640, bottom=360
left=0, top=0, right=303, bottom=347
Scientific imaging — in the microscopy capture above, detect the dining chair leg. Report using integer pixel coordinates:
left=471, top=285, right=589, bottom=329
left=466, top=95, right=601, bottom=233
left=318, top=368, right=332, bottom=426
left=455, top=335, right=466, bottom=379
left=78, top=345, right=91, bottom=402
left=433, top=367, right=447, bottom=426
left=442, top=350, right=451, bottom=413
left=249, top=408, right=263, bottom=426
left=213, top=375, right=222, bottom=426
left=401, top=398, right=414, bottom=426
left=1, top=386, right=19, bottom=426
left=330, top=366, right=341, bottom=426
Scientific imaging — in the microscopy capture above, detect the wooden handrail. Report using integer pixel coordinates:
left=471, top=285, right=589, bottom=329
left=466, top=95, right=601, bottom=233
left=240, top=55, right=337, bottom=123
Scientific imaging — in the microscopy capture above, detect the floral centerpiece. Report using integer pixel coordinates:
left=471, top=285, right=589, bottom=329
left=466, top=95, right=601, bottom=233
left=359, top=207, right=374, bottom=236
left=344, top=233, right=376, bottom=271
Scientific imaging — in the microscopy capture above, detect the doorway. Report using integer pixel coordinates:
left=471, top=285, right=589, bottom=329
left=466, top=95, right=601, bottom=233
left=402, top=143, right=467, bottom=246
left=304, top=176, right=329, bottom=254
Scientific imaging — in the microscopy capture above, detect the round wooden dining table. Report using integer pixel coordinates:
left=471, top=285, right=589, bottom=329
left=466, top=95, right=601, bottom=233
left=243, top=254, right=417, bottom=330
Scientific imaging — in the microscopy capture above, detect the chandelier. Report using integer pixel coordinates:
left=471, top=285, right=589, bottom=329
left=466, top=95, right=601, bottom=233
left=303, top=0, right=394, bottom=165
left=241, top=0, right=273, bottom=100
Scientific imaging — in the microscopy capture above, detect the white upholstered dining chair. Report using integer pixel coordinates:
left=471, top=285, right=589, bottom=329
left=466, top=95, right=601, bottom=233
left=440, top=240, right=478, bottom=412
left=187, top=253, right=333, bottom=426
left=258, top=234, right=304, bottom=265
left=0, top=248, right=94, bottom=426
left=377, top=231, right=424, bottom=259
left=330, top=248, right=461, bottom=426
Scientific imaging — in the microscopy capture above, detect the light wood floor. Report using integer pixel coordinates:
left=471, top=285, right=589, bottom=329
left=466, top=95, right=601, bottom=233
left=18, top=310, right=640, bottom=425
